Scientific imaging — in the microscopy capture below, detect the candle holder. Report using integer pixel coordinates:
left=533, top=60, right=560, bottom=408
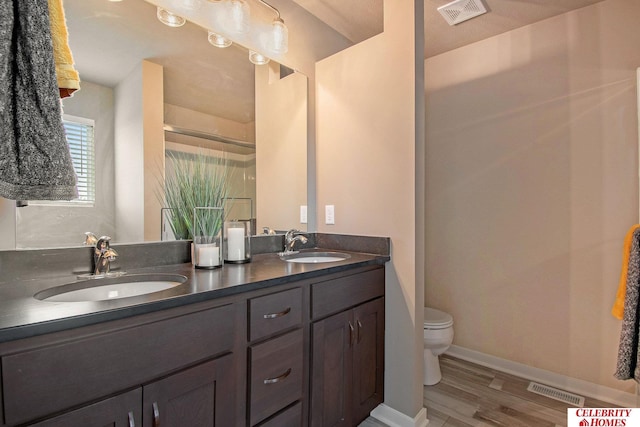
left=193, top=207, right=223, bottom=269
left=223, top=220, right=251, bottom=264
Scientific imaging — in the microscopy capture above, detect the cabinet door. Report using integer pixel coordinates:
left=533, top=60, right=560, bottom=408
left=310, top=310, right=353, bottom=427
left=142, top=354, right=234, bottom=427
left=352, top=298, right=385, bottom=424
left=27, top=388, right=141, bottom=427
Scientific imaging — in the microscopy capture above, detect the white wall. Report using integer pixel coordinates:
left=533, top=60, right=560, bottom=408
left=316, top=0, right=425, bottom=421
left=425, top=0, right=640, bottom=396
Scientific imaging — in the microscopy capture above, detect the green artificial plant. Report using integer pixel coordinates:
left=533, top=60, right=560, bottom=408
left=161, top=150, right=233, bottom=241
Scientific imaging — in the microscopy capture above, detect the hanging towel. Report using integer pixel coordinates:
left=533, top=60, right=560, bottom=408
left=0, top=0, right=77, bottom=200
left=612, top=224, right=640, bottom=320
left=615, top=226, right=640, bottom=380
left=47, top=0, right=80, bottom=98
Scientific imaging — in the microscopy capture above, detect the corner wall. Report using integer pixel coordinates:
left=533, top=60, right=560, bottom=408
left=316, top=0, right=425, bottom=421
left=425, top=0, right=640, bottom=395
left=114, top=61, right=164, bottom=243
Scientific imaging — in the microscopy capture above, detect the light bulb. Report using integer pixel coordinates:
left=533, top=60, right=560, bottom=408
left=157, top=7, right=186, bottom=27
left=269, top=18, right=288, bottom=54
left=249, top=50, right=269, bottom=65
left=208, top=31, right=232, bottom=48
left=177, top=0, right=202, bottom=11
left=225, top=0, right=250, bottom=34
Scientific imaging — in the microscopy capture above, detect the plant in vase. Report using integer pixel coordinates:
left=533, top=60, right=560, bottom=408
left=160, top=150, right=232, bottom=242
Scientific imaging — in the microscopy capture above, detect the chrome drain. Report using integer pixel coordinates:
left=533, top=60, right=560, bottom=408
left=527, top=382, right=585, bottom=407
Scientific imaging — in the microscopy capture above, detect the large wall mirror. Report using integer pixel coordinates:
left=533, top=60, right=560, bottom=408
left=15, top=0, right=308, bottom=248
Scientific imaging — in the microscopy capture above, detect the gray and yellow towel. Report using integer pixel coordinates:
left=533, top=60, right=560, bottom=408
left=48, top=0, right=80, bottom=98
left=0, top=0, right=77, bottom=200
left=614, top=226, right=640, bottom=381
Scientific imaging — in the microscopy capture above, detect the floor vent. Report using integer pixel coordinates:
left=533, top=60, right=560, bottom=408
left=437, top=0, right=488, bottom=26
left=526, top=382, right=585, bottom=407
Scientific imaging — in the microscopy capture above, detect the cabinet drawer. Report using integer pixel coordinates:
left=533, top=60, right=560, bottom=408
left=249, top=287, right=302, bottom=341
left=26, top=388, right=142, bottom=427
left=2, top=303, right=236, bottom=425
left=311, top=267, right=384, bottom=320
left=249, top=329, right=304, bottom=425
left=256, top=401, right=302, bottom=427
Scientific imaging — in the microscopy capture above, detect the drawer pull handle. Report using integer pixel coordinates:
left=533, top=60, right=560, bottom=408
left=264, top=368, right=292, bottom=384
left=153, top=402, right=160, bottom=427
left=128, top=411, right=136, bottom=427
left=263, top=307, right=291, bottom=319
left=357, top=319, right=363, bottom=343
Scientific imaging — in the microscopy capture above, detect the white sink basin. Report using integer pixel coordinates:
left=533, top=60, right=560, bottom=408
left=280, top=251, right=351, bottom=264
left=35, top=274, right=187, bottom=302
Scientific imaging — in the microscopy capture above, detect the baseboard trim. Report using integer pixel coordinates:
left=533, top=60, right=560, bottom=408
left=370, top=404, right=428, bottom=427
left=446, top=345, right=637, bottom=408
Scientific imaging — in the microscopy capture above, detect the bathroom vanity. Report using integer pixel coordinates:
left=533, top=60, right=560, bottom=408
left=0, top=237, right=388, bottom=427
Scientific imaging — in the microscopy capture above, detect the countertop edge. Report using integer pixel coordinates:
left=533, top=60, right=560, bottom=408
left=0, top=252, right=389, bottom=344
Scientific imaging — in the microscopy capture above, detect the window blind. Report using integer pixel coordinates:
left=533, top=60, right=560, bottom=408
left=63, top=115, right=95, bottom=204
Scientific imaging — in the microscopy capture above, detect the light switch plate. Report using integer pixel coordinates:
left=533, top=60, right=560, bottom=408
left=300, top=205, right=307, bottom=224
left=325, top=205, right=335, bottom=225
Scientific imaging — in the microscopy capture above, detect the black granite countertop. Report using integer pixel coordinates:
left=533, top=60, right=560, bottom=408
left=0, top=248, right=389, bottom=343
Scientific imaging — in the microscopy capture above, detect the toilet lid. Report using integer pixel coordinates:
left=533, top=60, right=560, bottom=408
left=424, top=307, right=453, bottom=329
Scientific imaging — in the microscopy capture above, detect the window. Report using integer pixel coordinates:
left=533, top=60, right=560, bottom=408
left=32, top=115, right=96, bottom=206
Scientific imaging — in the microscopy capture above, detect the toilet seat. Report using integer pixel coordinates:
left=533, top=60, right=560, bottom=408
left=424, top=307, right=453, bottom=330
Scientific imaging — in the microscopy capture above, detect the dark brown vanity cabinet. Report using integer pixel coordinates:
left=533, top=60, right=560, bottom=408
left=26, top=355, right=235, bottom=427
left=310, top=267, right=385, bottom=427
left=0, top=263, right=385, bottom=427
left=27, top=389, right=142, bottom=427
left=0, top=300, right=238, bottom=427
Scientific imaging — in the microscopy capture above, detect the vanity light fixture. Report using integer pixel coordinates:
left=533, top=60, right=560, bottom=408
left=156, top=7, right=186, bottom=27
left=258, top=0, right=288, bottom=54
left=208, top=31, right=232, bottom=47
left=179, top=0, right=203, bottom=10
left=224, top=0, right=251, bottom=34
left=249, top=50, right=269, bottom=65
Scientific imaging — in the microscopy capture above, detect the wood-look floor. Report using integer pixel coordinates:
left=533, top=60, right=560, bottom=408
left=359, top=354, right=618, bottom=427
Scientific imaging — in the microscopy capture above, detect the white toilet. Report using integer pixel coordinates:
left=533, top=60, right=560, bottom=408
left=423, top=307, right=454, bottom=386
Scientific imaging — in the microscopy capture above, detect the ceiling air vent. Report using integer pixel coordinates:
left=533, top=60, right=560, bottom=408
left=437, top=0, right=488, bottom=26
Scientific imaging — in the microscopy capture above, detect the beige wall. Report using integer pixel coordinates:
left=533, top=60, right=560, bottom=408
left=425, top=0, right=640, bottom=395
left=255, top=63, right=308, bottom=233
left=316, top=0, right=425, bottom=419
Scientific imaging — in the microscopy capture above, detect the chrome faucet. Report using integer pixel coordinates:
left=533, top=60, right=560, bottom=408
left=283, top=229, right=308, bottom=254
left=84, top=232, right=118, bottom=276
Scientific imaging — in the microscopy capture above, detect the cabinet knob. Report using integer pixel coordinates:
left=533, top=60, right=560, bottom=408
left=263, top=367, right=292, bottom=384
left=263, top=307, right=291, bottom=319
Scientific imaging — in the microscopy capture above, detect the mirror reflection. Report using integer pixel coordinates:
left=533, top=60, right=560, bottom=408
left=15, top=0, right=308, bottom=249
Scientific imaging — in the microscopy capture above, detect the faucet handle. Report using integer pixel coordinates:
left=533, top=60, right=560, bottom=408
left=84, top=232, right=98, bottom=246
left=103, top=248, right=118, bottom=261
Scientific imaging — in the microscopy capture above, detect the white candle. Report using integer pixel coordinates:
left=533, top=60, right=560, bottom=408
left=226, top=227, right=245, bottom=261
left=197, top=244, right=220, bottom=267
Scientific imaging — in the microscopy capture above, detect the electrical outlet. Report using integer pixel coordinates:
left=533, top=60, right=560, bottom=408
left=325, top=205, right=335, bottom=225
left=300, top=205, right=307, bottom=224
